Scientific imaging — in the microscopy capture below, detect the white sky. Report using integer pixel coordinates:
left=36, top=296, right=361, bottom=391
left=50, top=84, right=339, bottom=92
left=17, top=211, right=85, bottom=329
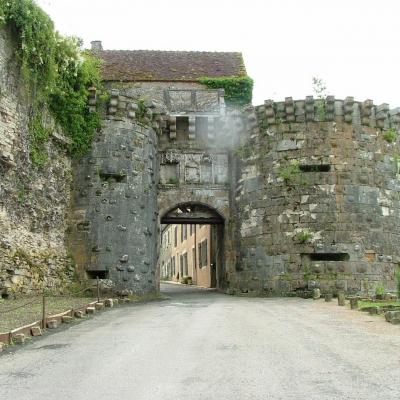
left=37, top=0, right=400, bottom=107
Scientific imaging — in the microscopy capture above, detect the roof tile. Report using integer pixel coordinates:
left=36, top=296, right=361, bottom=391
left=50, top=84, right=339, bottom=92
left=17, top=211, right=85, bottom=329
left=97, top=50, right=246, bottom=82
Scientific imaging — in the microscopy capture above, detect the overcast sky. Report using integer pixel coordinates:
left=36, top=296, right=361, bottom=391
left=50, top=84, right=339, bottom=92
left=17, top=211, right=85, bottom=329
left=37, top=0, right=400, bottom=107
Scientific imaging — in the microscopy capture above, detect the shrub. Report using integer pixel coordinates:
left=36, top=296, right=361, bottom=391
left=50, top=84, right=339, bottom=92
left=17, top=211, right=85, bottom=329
left=1, top=0, right=104, bottom=163
left=198, top=76, right=253, bottom=105
left=297, top=230, right=313, bottom=243
left=383, top=128, right=397, bottom=143
left=278, top=160, right=300, bottom=183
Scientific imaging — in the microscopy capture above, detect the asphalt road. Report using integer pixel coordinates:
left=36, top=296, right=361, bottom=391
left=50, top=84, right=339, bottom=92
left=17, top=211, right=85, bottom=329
left=0, top=283, right=400, bottom=400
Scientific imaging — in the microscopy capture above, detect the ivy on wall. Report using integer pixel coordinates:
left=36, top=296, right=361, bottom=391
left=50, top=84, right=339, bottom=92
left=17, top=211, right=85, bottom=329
left=0, top=0, right=104, bottom=162
left=198, top=76, right=253, bottom=105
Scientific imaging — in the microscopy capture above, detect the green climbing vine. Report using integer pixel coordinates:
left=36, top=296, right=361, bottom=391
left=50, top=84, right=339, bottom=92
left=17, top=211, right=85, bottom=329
left=198, top=76, right=253, bottom=105
left=0, top=0, right=104, bottom=163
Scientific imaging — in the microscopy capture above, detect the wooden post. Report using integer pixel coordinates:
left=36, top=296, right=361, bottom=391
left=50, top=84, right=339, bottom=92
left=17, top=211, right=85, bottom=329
left=42, top=292, right=46, bottom=329
left=97, top=276, right=100, bottom=303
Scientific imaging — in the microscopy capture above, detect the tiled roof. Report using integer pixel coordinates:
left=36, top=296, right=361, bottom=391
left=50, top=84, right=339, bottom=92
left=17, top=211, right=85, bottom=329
left=97, top=50, right=247, bottom=82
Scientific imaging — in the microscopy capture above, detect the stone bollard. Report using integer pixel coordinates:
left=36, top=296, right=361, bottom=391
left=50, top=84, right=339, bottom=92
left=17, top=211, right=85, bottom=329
left=325, top=293, right=333, bottom=302
left=74, top=310, right=85, bottom=318
left=385, top=310, right=400, bottom=323
left=86, top=307, right=95, bottom=315
left=349, top=298, right=359, bottom=310
left=47, top=319, right=58, bottom=329
left=337, top=292, right=345, bottom=306
left=104, top=299, right=114, bottom=308
left=0, top=342, right=4, bottom=352
left=368, top=306, right=381, bottom=315
left=31, top=326, right=42, bottom=336
left=113, top=298, right=119, bottom=305
left=62, top=316, right=73, bottom=324
left=13, top=334, right=26, bottom=345
left=312, top=288, right=321, bottom=300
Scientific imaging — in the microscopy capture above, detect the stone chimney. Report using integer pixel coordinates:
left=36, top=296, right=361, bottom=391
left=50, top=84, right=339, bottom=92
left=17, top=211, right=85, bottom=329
left=91, top=40, right=103, bottom=51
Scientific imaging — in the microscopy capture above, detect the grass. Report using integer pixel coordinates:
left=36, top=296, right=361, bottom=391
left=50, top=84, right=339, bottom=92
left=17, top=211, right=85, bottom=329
left=0, top=296, right=96, bottom=333
left=358, top=300, right=400, bottom=310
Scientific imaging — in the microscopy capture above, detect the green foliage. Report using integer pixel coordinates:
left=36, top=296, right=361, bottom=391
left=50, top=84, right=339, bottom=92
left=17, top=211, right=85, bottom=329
left=198, top=76, right=253, bottom=105
left=48, top=49, right=103, bottom=156
left=375, top=282, right=385, bottom=296
left=312, top=77, right=327, bottom=99
left=28, top=115, right=50, bottom=166
left=1, top=0, right=104, bottom=160
left=358, top=300, right=400, bottom=309
left=395, top=265, right=400, bottom=298
left=136, top=99, right=147, bottom=123
left=235, top=144, right=252, bottom=159
left=167, top=177, right=179, bottom=185
left=383, top=128, right=397, bottom=143
left=312, top=77, right=327, bottom=120
left=296, top=230, right=313, bottom=243
left=315, top=99, right=326, bottom=120
left=278, top=160, right=300, bottom=182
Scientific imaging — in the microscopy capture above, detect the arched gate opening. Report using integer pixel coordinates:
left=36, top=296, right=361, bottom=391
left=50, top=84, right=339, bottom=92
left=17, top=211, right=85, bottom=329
left=159, top=203, right=225, bottom=291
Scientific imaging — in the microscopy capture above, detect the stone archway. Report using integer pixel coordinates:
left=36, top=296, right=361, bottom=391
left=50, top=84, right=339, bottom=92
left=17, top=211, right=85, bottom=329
left=158, top=202, right=226, bottom=290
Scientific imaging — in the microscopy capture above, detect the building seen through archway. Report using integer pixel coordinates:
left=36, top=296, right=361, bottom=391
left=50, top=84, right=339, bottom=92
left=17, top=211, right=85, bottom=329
left=160, top=224, right=217, bottom=288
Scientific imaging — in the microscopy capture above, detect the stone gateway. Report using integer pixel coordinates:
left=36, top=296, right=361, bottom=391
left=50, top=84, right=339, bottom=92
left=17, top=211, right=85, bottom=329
left=1, top=32, right=400, bottom=297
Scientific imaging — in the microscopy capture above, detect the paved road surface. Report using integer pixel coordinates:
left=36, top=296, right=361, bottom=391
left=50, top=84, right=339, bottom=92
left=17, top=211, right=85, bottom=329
left=0, top=283, right=399, bottom=400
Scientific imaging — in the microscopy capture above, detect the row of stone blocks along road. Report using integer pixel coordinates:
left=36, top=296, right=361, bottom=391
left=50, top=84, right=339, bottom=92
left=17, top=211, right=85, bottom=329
left=243, top=97, right=400, bottom=130
left=0, top=299, right=126, bottom=351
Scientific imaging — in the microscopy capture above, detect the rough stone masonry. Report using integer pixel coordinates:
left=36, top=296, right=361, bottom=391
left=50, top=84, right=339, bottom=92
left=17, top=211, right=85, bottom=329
left=2, top=28, right=400, bottom=297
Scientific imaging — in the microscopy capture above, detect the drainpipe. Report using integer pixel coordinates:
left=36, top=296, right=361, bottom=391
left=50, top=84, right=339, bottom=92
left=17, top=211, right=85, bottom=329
left=194, top=225, right=198, bottom=284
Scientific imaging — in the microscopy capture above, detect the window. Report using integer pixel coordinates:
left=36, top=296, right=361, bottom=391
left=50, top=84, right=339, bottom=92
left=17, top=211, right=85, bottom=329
left=182, top=252, right=188, bottom=276
left=190, top=224, right=193, bottom=236
left=198, top=240, right=208, bottom=268
left=171, top=256, right=176, bottom=275
left=180, top=254, right=184, bottom=276
left=174, top=226, right=177, bottom=247
left=181, top=225, right=187, bottom=242
left=176, top=117, right=189, bottom=136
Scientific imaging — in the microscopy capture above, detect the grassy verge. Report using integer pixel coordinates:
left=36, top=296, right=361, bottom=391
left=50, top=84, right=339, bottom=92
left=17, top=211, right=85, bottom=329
left=358, top=300, right=400, bottom=310
left=0, top=296, right=95, bottom=333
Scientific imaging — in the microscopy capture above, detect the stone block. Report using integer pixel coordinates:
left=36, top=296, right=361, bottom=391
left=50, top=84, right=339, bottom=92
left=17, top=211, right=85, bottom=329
left=104, top=299, right=114, bottom=308
left=13, top=334, right=26, bottom=345
left=31, top=326, right=42, bottom=336
left=368, top=307, right=382, bottom=315
left=349, top=298, right=358, bottom=310
left=337, top=292, right=345, bottom=306
left=385, top=310, right=400, bottom=322
left=86, top=307, right=95, bottom=314
left=74, top=310, right=85, bottom=318
left=113, top=298, right=119, bottom=305
left=62, top=316, right=73, bottom=324
left=324, top=293, right=333, bottom=302
left=47, top=320, right=58, bottom=329
left=95, top=302, right=104, bottom=310
left=312, top=288, right=321, bottom=299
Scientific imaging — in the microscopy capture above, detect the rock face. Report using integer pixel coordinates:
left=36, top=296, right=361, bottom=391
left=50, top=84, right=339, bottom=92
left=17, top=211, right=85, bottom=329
left=0, top=27, right=74, bottom=297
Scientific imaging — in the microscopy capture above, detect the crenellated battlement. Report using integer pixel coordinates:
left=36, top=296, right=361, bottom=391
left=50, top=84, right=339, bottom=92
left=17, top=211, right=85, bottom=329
left=248, top=97, right=400, bottom=131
